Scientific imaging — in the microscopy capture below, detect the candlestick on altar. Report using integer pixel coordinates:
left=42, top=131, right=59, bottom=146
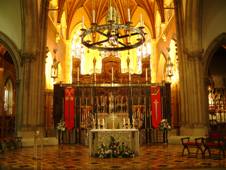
left=133, top=118, right=135, bottom=129
left=140, top=14, right=143, bottom=26
left=123, top=118, right=126, bottom=128
left=129, top=72, right=131, bottom=82
left=102, top=118, right=105, bottom=129
left=128, top=118, right=130, bottom=128
left=92, top=10, right=95, bottom=23
left=98, top=119, right=100, bottom=129
left=111, top=67, right=114, bottom=82
left=77, top=67, right=79, bottom=82
left=112, top=114, right=115, bottom=129
left=94, top=73, right=96, bottom=82
left=145, top=68, right=148, bottom=82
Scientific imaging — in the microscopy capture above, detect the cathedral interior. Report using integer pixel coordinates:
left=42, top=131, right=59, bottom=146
left=1, top=0, right=226, bottom=169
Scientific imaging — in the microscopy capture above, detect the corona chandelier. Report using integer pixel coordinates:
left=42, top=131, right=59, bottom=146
left=80, top=1, right=146, bottom=51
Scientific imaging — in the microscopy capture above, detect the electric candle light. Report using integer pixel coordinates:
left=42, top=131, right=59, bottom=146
left=140, top=14, right=143, bottom=26
left=110, top=6, right=113, bottom=20
left=128, top=8, right=131, bottom=22
left=92, top=10, right=95, bottom=23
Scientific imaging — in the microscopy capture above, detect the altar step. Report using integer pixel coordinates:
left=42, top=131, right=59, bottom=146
left=17, top=131, right=58, bottom=147
left=22, top=137, right=58, bottom=147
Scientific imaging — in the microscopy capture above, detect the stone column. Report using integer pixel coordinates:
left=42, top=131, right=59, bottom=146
left=179, top=51, right=208, bottom=136
left=17, top=0, right=49, bottom=138
left=174, top=0, right=208, bottom=136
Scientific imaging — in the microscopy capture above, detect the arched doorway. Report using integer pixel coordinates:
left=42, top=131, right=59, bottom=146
left=204, top=33, right=226, bottom=132
left=0, top=46, right=16, bottom=137
left=0, top=32, right=21, bottom=137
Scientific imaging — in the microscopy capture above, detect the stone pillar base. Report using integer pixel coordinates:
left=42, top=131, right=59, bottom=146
left=17, top=130, right=58, bottom=147
left=180, top=126, right=208, bottom=136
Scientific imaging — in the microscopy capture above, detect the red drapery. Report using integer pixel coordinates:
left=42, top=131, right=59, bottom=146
left=64, top=87, right=75, bottom=131
left=151, top=86, right=162, bottom=128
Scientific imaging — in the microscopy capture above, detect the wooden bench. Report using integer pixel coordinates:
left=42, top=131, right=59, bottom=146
left=181, top=137, right=204, bottom=158
left=203, top=133, right=225, bottom=158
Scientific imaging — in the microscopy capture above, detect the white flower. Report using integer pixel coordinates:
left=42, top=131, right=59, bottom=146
left=159, top=119, right=171, bottom=130
left=57, top=120, right=65, bottom=131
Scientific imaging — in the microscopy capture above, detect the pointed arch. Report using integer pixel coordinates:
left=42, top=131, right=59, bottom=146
left=0, top=31, right=21, bottom=81
left=203, top=32, right=226, bottom=78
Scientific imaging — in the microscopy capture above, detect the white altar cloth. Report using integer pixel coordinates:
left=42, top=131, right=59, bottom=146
left=89, top=128, right=139, bottom=156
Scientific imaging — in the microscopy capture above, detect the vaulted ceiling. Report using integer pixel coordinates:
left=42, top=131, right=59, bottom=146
left=56, top=0, right=165, bottom=39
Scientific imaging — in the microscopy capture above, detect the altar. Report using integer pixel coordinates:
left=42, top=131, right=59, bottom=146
left=89, top=128, right=139, bottom=157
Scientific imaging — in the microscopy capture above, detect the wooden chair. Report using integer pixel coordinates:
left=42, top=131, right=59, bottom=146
left=181, top=137, right=204, bottom=158
left=203, top=133, right=225, bottom=158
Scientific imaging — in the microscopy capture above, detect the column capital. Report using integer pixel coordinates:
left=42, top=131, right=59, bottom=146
left=184, top=48, right=204, bottom=60
left=19, top=51, right=37, bottom=65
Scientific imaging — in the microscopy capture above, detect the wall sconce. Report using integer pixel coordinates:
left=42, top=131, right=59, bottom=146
left=51, top=49, right=59, bottom=80
left=166, top=56, right=173, bottom=79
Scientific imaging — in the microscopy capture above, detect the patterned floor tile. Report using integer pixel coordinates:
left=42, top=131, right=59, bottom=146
left=0, top=144, right=226, bottom=169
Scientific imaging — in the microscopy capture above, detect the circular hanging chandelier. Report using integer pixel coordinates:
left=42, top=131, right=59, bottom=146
left=80, top=5, right=146, bottom=51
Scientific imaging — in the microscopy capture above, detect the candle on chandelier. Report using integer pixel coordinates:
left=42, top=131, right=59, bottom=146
left=128, top=8, right=131, bottom=22
left=110, top=6, right=113, bottom=20
left=140, top=14, right=143, bottom=26
left=92, top=10, right=95, bottom=23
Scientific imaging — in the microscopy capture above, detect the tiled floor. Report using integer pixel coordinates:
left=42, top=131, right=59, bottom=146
left=0, top=144, right=226, bottom=169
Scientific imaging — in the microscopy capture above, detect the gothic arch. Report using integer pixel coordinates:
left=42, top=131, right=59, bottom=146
left=203, top=32, right=226, bottom=78
left=0, top=31, right=21, bottom=81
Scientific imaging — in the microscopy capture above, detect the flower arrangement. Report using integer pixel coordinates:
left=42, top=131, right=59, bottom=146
left=57, top=120, right=65, bottom=131
left=159, top=119, right=171, bottom=131
left=96, top=136, right=135, bottom=158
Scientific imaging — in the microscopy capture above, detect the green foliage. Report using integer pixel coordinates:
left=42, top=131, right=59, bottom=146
left=159, top=119, right=171, bottom=131
left=96, top=136, right=135, bottom=158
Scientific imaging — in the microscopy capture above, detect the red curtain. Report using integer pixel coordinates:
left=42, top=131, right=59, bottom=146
left=64, top=87, right=75, bottom=131
left=151, top=86, right=162, bottom=128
